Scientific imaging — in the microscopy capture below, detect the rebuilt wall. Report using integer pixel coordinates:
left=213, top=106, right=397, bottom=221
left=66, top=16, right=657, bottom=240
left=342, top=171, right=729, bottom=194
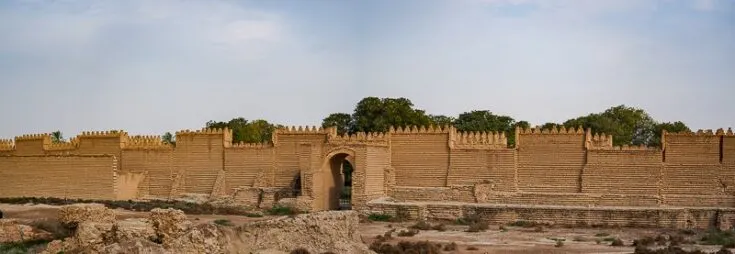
left=517, top=128, right=586, bottom=193
left=0, top=155, right=118, bottom=200
left=390, top=129, right=449, bottom=187
left=1, top=126, right=735, bottom=213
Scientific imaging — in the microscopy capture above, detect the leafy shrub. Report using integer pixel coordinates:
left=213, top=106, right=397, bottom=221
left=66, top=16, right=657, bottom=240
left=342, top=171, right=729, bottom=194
left=0, top=197, right=254, bottom=216
left=290, top=247, right=311, bottom=254
left=443, top=242, right=457, bottom=251
left=508, top=220, right=537, bottom=228
left=611, top=238, right=625, bottom=246
left=701, top=229, right=735, bottom=247
left=466, top=246, right=479, bottom=250
left=367, top=213, right=393, bottom=222
left=466, top=220, right=489, bottom=232
left=369, top=240, right=441, bottom=254
left=555, top=240, right=564, bottom=247
left=595, top=232, right=610, bottom=237
left=267, top=205, right=296, bottom=216
left=431, top=223, right=447, bottom=232
left=214, top=219, right=233, bottom=226
left=397, top=229, right=419, bottom=237
left=409, top=221, right=432, bottom=230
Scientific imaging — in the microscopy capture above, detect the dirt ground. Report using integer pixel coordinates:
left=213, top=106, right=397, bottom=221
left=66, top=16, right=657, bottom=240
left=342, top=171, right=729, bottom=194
left=0, top=203, right=730, bottom=254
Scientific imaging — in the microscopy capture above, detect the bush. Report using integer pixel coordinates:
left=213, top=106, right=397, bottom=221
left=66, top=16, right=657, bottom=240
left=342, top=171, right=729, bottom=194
left=267, top=205, right=296, bottom=216
left=431, top=223, right=447, bottom=232
left=466, top=220, right=489, bottom=232
left=555, top=240, right=564, bottom=247
left=367, top=213, right=393, bottom=222
left=701, top=229, right=735, bottom=247
left=611, top=238, right=625, bottom=246
left=290, top=247, right=311, bottom=254
left=397, top=229, right=419, bottom=237
left=508, top=220, right=537, bottom=228
left=466, top=246, right=479, bottom=250
left=213, top=219, right=233, bottom=226
left=443, top=242, right=457, bottom=251
left=596, top=232, right=610, bottom=237
left=409, top=221, right=432, bottom=230
left=369, top=240, right=441, bottom=254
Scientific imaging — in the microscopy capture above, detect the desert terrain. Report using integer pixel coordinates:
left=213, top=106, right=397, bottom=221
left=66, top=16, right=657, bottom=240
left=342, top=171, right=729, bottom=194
left=2, top=202, right=734, bottom=254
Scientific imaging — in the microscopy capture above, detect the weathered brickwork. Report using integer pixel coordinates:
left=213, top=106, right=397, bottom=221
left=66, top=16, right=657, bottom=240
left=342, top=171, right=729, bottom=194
left=1, top=125, right=734, bottom=219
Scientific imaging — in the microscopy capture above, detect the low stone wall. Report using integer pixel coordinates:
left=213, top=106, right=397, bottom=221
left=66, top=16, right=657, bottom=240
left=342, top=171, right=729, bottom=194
left=391, top=187, right=735, bottom=208
left=362, top=200, right=735, bottom=230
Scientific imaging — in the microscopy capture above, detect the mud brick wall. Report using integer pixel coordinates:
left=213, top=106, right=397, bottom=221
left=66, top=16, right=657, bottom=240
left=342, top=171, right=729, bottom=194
left=722, top=136, right=735, bottom=194
left=363, top=146, right=390, bottom=201
left=583, top=149, right=662, bottom=195
left=517, top=131, right=586, bottom=193
left=663, top=134, right=723, bottom=195
left=391, top=133, right=450, bottom=187
left=447, top=149, right=516, bottom=191
left=275, top=134, right=326, bottom=188
left=391, top=186, right=475, bottom=203
left=175, top=133, right=224, bottom=194
left=224, top=146, right=275, bottom=194
left=122, top=149, right=173, bottom=198
left=0, top=155, right=118, bottom=200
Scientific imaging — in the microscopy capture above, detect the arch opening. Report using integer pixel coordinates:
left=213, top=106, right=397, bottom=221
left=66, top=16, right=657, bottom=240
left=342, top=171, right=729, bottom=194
left=326, top=153, right=353, bottom=210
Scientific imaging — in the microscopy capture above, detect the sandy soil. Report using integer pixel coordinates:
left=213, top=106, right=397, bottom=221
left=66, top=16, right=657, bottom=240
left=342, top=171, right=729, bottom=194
left=0, top=203, right=729, bottom=254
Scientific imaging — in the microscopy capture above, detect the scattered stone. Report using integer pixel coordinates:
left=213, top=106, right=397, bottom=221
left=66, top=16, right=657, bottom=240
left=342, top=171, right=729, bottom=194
left=58, top=203, right=116, bottom=226
left=0, top=219, right=53, bottom=243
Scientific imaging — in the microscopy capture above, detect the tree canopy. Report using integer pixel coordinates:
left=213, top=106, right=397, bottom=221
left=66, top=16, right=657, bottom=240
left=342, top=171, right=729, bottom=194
left=198, top=97, right=690, bottom=148
left=205, top=117, right=280, bottom=144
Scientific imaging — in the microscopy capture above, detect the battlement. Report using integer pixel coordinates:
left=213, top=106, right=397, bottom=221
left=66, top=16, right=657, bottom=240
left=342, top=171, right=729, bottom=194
left=231, top=142, right=274, bottom=149
left=587, top=132, right=614, bottom=149
left=328, top=132, right=389, bottom=146
left=452, top=131, right=507, bottom=149
left=275, top=126, right=330, bottom=135
left=0, top=139, right=13, bottom=151
left=78, top=130, right=128, bottom=138
left=125, top=135, right=172, bottom=150
left=389, top=125, right=452, bottom=134
left=518, top=126, right=585, bottom=135
left=46, top=138, right=79, bottom=151
left=14, top=133, right=51, bottom=141
left=175, top=127, right=231, bottom=136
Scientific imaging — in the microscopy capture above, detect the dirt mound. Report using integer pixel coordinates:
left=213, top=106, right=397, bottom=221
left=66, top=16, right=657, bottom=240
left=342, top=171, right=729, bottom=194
left=0, top=219, right=53, bottom=243
left=41, top=204, right=373, bottom=254
left=228, top=210, right=374, bottom=254
left=58, top=203, right=116, bottom=226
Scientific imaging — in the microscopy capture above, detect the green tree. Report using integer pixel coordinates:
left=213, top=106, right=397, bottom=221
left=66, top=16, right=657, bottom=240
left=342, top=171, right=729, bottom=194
left=50, top=131, right=64, bottom=143
left=650, top=121, right=691, bottom=147
left=205, top=117, right=279, bottom=143
left=428, top=114, right=455, bottom=127
left=453, top=110, right=521, bottom=147
left=562, top=105, right=658, bottom=146
left=350, top=97, right=432, bottom=133
left=162, top=132, right=175, bottom=146
left=321, top=113, right=353, bottom=136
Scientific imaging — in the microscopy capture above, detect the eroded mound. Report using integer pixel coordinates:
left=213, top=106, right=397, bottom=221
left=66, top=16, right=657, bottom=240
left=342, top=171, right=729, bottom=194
left=41, top=204, right=374, bottom=254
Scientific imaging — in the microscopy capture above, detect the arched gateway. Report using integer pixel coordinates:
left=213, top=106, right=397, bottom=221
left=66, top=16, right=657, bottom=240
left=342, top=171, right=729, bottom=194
left=277, top=127, right=392, bottom=212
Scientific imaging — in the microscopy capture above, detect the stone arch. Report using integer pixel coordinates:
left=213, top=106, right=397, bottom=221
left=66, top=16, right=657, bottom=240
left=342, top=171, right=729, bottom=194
left=318, top=147, right=358, bottom=210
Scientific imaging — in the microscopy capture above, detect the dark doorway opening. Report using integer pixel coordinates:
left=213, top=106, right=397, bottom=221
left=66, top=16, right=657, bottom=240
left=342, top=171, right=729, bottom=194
left=328, top=153, right=352, bottom=210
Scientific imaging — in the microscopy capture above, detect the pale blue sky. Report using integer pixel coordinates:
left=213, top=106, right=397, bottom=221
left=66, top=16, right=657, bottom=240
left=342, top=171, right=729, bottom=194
left=0, top=0, right=733, bottom=138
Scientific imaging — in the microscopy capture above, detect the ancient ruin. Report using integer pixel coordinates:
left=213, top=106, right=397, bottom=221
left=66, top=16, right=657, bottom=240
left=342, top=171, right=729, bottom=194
left=1, top=125, right=735, bottom=229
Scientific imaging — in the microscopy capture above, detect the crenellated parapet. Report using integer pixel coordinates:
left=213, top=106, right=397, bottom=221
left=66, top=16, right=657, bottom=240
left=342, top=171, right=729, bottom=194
left=0, top=139, right=14, bottom=151
left=328, top=132, right=389, bottom=146
left=231, top=142, right=274, bottom=149
left=125, top=135, right=173, bottom=150
left=389, top=125, right=452, bottom=134
left=78, top=130, right=128, bottom=139
left=175, top=127, right=231, bottom=136
left=46, top=138, right=79, bottom=151
left=518, top=126, right=585, bottom=135
left=451, top=131, right=507, bottom=149
left=586, top=130, right=614, bottom=150
left=275, top=126, right=331, bottom=135
left=14, top=133, right=52, bottom=142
